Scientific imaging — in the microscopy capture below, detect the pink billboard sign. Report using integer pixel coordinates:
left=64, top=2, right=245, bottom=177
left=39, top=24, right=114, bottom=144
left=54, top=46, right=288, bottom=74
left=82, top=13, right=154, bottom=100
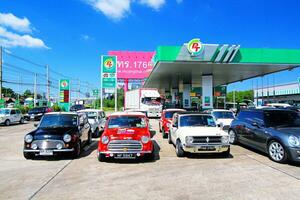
left=108, top=51, right=155, bottom=79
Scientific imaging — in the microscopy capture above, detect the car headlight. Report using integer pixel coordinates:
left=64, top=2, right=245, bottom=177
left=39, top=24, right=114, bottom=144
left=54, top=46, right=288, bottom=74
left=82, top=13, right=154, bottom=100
left=288, top=135, right=300, bottom=147
left=24, top=134, right=33, bottom=143
left=37, top=113, right=43, bottom=116
left=141, top=136, right=149, bottom=144
left=63, top=134, right=72, bottom=143
left=101, top=136, right=109, bottom=144
left=185, top=136, right=193, bottom=144
left=221, top=135, right=229, bottom=144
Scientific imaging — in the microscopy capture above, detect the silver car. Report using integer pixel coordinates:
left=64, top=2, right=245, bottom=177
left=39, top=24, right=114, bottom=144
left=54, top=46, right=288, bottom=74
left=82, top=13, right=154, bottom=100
left=77, top=109, right=106, bottom=137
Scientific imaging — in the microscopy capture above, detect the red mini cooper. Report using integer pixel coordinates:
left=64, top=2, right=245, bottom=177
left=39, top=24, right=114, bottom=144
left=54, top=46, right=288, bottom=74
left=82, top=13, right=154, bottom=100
left=98, top=112, right=155, bottom=161
left=159, top=109, right=185, bottom=138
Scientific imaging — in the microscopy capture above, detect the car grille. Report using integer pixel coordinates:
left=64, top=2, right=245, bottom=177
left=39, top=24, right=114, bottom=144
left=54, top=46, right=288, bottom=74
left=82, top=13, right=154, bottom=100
left=107, top=140, right=143, bottom=152
left=32, top=140, right=65, bottom=149
left=192, top=136, right=222, bottom=144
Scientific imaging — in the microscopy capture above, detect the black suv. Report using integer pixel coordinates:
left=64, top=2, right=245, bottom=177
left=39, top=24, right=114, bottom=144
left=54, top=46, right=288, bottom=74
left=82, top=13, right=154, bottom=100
left=229, top=108, right=300, bottom=163
left=70, top=104, right=85, bottom=112
left=24, top=107, right=51, bottom=121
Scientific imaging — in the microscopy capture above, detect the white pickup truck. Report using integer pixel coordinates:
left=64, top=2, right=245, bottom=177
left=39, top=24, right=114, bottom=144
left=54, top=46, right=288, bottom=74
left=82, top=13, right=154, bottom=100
left=169, top=112, right=230, bottom=157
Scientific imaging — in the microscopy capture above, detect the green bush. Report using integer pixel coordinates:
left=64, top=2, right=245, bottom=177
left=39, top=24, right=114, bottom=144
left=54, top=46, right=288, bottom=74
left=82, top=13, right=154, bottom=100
left=52, top=104, right=61, bottom=112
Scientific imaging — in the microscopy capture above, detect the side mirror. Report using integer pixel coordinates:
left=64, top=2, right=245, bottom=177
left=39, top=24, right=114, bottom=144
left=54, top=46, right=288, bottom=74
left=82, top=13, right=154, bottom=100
left=252, top=122, right=261, bottom=128
left=34, top=123, right=38, bottom=127
left=150, top=130, right=156, bottom=138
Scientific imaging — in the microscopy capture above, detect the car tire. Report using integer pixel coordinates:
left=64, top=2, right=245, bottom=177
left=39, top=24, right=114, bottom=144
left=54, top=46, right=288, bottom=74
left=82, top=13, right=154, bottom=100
left=268, top=140, right=288, bottom=163
left=175, top=140, right=185, bottom=157
left=221, top=148, right=231, bottom=158
left=93, top=128, right=100, bottom=138
left=168, top=132, right=172, bottom=144
left=98, top=153, right=106, bottom=162
left=229, top=129, right=238, bottom=144
left=162, top=128, right=167, bottom=139
left=87, top=131, right=92, bottom=145
left=5, top=119, right=10, bottom=126
left=23, top=152, right=34, bottom=159
left=20, top=118, right=25, bottom=124
left=71, top=141, right=81, bottom=159
left=159, top=123, right=162, bottom=133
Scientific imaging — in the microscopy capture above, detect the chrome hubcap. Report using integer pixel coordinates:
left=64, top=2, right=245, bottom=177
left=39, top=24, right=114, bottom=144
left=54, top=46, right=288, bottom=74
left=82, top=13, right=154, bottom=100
left=269, top=142, right=284, bottom=161
left=229, top=131, right=235, bottom=143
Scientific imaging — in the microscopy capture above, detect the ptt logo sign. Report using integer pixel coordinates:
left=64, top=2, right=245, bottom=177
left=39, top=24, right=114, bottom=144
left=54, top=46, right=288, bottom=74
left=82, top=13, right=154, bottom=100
left=187, top=38, right=203, bottom=56
left=104, top=58, right=114, bottom=69
left=61, top=80, right=68, bottom=88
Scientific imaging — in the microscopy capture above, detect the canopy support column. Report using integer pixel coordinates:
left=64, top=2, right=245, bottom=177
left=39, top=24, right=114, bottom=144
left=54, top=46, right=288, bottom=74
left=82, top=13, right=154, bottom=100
left=202, top=75, right=213, bottom=109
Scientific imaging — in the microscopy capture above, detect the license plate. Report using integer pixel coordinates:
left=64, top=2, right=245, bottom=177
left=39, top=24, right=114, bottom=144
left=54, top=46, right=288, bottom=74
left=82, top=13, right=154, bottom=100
left=114, top=153, right=136, bottom=159
left=198, top=146, right=216, bottom=151
left=40, top=149, right=53, bottom=156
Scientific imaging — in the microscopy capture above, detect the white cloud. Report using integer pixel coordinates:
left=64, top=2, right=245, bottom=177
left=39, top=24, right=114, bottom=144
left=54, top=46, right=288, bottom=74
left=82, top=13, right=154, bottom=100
left=86, top=0, right=131, bottom=21
left=0, top=27, right=49, bottom=49
left=0, top=13, right=32, bottom=33
left=176, top=0, right=183, bottom=4
left=81, top=34, right=93, bottom=41
left=139, top=0, right=165, bottom=10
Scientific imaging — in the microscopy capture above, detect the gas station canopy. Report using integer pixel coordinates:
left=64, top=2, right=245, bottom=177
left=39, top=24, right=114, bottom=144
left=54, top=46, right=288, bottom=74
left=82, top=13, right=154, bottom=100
left=144, top=44, right=300, bottom=89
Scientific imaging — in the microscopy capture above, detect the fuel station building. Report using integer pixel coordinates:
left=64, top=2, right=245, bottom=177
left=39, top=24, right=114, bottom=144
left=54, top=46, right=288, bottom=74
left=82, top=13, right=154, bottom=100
left=143, top=39, right=300, bottom=109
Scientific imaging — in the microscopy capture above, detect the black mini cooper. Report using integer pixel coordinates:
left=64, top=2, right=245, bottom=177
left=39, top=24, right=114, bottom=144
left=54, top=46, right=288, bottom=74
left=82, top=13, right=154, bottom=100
left=23, top=112, right=91, bottom=159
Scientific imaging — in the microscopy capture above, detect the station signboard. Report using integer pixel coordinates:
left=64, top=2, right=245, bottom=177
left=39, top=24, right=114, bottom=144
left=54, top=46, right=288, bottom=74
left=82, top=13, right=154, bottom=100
left=59, top=79, right=70, bottom=111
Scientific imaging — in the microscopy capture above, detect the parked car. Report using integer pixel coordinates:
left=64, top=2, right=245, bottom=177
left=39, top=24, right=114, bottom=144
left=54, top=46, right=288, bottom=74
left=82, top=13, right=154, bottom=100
left=229, top=108, right=300, bottom=163
left=24, top=107, right=52, bottom=121
left=23, top=112, right=91, bottom=159
left=0, top=108, right=24, bottom=126
left=169, top=112, right=230, bottom=157
left=97, top=112, right=155, bottom=162
left=70, top=104, right=85, bottom=112
left=159, top=108, right=186, bottom=138
left=77, top=109, right=106, bottom=137
left=204, top=109, right=235, bottom=128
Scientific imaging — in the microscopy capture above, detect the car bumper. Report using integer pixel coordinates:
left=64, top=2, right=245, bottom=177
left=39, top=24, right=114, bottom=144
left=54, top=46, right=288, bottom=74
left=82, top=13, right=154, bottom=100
left=183, top=144, right=230, bottom=153
left=287, top=147, right=300, bottom=162
left=98, top=150, right=152, bottom=154
left=147, top=112, right=161, bottom=117
left=23, top=148, right=74, bottom=153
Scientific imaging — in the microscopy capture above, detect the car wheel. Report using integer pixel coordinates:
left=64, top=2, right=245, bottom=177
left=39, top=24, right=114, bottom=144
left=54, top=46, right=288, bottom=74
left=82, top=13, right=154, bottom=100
left=5, top=119, right=10, bottom=126
left=229, top=129, right=238, bottom=144
left=20, top=118, right=25, bottom=124
left=71, top=141, right=81, bottom=159
left=221, top=148, right=231, bottom=158
left=168, top=132, right=172, bottom=144
left=94, top=128, right=100, bottom=138
left=98, top=153, right=106, bottom=162
left=175, top=140, right=185, bottom=157
left=23, top=152, right=34, bottom=159
left=87, top=131, right=92, bottom=145
left=268, top=140, right=288, bottom=163
left=162, top=128, right=167, bottom=139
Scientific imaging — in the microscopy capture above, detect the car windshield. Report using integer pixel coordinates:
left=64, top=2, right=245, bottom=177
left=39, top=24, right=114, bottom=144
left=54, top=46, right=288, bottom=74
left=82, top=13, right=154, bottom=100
left=108, top=116, right=147, bottom=128
left=0, top=109, right=10, bottom=115
left=82, top=112, right=97, bottom=119
left=29, top=107, right=45, bottom=113
left=39, top=114, right=78, bottom=128
left=165, top=111, right=180, bottom=119
left=180, top=115, right=216, bottom=127
left=264, top=111, right=300, bottom=127
left=213, top=111, right=234, bottom=119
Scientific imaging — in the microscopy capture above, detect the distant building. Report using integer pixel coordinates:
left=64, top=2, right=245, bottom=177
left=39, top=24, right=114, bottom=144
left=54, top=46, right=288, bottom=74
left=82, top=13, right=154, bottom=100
left=254, top=82, right=300, bottom=106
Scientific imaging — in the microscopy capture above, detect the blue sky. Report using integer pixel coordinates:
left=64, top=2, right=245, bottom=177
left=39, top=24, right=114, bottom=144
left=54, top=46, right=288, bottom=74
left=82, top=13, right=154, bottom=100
left=1, top=0, right=300, bottom=95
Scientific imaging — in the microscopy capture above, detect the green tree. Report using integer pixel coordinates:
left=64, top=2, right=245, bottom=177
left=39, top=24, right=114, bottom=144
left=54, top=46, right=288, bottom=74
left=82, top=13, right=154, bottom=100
left=23, top=90, right=33, bottom=98
left=226, top=90, right=254, bottom=103
left=2, top=87, right=17, bottom=98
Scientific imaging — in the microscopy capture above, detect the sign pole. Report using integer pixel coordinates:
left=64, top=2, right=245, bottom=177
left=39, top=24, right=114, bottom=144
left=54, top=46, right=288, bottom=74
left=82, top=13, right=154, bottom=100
left=100, top=56, right=103, bottom=110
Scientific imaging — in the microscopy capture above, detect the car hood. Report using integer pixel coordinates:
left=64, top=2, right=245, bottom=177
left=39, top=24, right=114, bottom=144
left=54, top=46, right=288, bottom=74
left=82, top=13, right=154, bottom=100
left=0, top=114, right=7, bottom=117
left=273, top=127, right=300, bottom=136
left=33, top=127, right=77, bottom=140
left=105, top=127, right=150, bottom=140
left=216, top=118, right=233, bottom=126
left=177, top=127, right=227, bottom=137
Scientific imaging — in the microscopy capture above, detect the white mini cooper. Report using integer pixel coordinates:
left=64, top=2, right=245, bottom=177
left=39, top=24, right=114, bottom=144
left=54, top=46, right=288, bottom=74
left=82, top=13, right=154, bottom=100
left=168, top=112, right=230, bottom=157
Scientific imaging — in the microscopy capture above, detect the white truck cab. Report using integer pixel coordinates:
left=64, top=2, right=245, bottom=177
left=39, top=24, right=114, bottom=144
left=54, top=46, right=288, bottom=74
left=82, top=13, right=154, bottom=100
left=168, top=112, right=230, bottom=157
left=0, top=108, right=24, bottom=126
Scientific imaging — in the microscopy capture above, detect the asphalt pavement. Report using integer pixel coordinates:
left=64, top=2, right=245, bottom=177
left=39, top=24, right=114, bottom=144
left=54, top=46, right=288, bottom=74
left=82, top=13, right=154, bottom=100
left=0, top=119, right=300, bottom=200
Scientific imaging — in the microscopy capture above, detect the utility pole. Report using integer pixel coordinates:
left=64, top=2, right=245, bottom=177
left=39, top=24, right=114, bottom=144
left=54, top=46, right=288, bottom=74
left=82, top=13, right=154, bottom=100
left=78, top=79, right=80, bottom=101
left=34, top=73, right=37, bottom=107
left=46, top=65, right=50, bottom=103
left=0, top=46, right=2, bottom=100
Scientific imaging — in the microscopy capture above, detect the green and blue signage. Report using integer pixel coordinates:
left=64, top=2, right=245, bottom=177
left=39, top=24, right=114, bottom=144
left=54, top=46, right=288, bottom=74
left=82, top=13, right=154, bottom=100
left=59, top=79, right=70, bottom=111
left=101, top=55, right=117, bottom=89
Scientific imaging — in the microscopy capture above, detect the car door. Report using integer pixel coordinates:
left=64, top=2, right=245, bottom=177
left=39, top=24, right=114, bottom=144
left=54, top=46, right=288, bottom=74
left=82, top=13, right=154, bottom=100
left=170, top=115, right=179, bottom=143
left=78, top=115, right=86, bottom=142
left=83, top=114, right=90, bottom=142
left=10, top=109, right=17, bottom=123
left=16, top=109, right=22, bottom=121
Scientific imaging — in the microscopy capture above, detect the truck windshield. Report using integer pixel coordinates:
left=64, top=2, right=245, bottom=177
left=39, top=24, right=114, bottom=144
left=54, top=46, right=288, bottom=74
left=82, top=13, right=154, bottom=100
left=39, top=114, right=78, bottom=128
left=212, top=111, right=234, bottom=119
left=108, top=116, right=147, bottom=128
left=141, top=97, right=161, bottom=105
left=180, top=115, right=216, bottom=127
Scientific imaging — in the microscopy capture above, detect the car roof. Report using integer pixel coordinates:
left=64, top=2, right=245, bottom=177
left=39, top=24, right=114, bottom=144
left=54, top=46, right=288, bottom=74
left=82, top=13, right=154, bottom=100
left=110, top=111, right=146, bottom=117
left=211, top=109, right=233, bottom=112
left=163, top=108, right=186, bottom=112
left=177, top=112, right=211, bottom=116
left=45, top=112, right=78, bottom=115
left=242, top=108, right=296, bottom=112
left=78, top=109, right=104, bottom=112
left=0, top=108, right=19, bottom=110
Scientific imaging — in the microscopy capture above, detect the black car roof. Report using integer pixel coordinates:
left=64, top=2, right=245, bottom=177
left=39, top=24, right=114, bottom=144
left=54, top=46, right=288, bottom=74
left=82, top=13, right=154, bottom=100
left=242, top=108, right=297, bottom=112
left=177, top=112, right=210, bottom=115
